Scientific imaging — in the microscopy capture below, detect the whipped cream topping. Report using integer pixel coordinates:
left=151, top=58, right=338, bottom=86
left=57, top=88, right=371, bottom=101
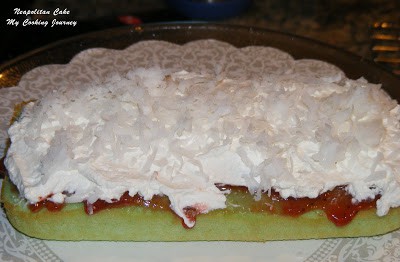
left=5, top=67, right=400, bottom=227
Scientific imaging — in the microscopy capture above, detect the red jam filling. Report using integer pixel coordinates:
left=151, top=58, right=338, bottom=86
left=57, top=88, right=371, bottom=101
left=29, top=198, right=65, bottom=212
left=182, top=207, right=202, bottom=229
left=250, top=186, right=378, bottom=227
left=83, top=191, right=170, bottom=214
left=27, top=185, right=378, bottom=227
left=277, top=187, right=377, bottom=226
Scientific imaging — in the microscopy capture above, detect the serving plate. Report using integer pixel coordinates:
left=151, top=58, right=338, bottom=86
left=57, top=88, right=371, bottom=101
left=0, top=23, right=399, bottom=262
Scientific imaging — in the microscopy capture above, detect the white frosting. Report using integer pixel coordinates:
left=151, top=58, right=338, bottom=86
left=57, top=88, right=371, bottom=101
left=5, top=68, right=400, bottom=227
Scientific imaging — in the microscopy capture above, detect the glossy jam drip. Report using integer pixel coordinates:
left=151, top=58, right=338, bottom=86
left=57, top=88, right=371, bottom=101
left=182, top=207, right=201, bottom=229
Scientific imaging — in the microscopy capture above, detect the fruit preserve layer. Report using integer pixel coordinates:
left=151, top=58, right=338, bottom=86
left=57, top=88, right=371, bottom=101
left=28, top=184, right=378, bottom=228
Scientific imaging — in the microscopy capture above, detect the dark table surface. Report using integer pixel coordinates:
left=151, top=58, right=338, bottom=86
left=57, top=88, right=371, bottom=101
left=1, top=0, right=399, bottom=73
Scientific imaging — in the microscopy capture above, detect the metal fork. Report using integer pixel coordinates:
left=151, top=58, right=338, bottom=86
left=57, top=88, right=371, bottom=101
left=371, top=22, right=400, bottom=75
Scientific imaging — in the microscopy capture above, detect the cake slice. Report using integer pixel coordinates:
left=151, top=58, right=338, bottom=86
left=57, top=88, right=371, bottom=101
left=2, top=67, right=400, bottom=241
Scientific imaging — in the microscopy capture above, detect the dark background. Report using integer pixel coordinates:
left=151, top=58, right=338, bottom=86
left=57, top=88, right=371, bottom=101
left=0, top=0, right=185, bottom=64
left=1, top=0, right=399, bottom=74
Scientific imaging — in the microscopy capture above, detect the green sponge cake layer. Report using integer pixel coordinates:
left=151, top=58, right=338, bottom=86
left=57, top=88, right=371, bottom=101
left=2, top=177, right=400, bottom=241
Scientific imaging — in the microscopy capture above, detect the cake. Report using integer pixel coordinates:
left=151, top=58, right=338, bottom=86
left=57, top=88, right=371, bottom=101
left=2, top=67, right=400, bottom=241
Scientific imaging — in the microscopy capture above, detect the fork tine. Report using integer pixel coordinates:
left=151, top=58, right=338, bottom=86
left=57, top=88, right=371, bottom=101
left=371, top=22, right=400, bottom=75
